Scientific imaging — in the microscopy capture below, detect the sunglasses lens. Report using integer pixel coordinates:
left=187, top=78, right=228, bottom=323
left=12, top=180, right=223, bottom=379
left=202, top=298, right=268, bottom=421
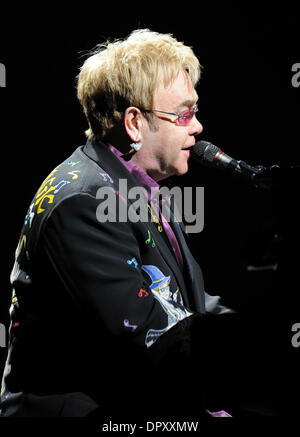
left=177, top=110, right=194, bottom=126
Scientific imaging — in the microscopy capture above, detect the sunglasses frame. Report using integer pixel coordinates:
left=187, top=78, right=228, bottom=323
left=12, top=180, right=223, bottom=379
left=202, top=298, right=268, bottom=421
left=139, top=104, right=198, bottom=126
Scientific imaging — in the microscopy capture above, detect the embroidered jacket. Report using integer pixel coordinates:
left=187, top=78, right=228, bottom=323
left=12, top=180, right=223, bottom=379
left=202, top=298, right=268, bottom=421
left=0, top=140, right=231, bottom=417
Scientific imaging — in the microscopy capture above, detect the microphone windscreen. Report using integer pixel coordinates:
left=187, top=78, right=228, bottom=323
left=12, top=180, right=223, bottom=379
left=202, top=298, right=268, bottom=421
left=192, top=141, right=221, bottom=165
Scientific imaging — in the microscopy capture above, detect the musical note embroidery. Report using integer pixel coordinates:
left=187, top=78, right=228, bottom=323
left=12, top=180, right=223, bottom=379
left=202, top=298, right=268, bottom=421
left=67, top=170, right=80, bottom=180
left=127, top=257, right=138, bottom=268
left=99, top=172, right=114, bottom=183
left=53, top=180, right=71, bottom=194
left=123, top=319, right=138, bottom=331
left=147, top=204, right=163, bottom=232
left=145, top=230, right=155, bottom=247
left=67, top=160, right=81, bottom=167
left=24, top=202, right=35, bottom=228
left=138, top=288, right=149, bottom=298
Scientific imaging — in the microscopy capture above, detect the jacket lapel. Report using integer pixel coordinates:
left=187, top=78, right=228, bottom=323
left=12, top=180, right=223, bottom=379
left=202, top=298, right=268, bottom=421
left=146, top=218, right=191, bottom=309
left=168, top=213, right=206, bottom=314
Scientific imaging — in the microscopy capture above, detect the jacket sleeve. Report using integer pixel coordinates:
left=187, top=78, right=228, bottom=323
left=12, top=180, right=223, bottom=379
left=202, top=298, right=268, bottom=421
left=40, top=192, right=193, bottom=349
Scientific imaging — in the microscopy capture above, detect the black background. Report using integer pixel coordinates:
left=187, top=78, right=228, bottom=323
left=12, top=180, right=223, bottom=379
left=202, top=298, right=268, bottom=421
left=0, top=0, right=299, bottom=419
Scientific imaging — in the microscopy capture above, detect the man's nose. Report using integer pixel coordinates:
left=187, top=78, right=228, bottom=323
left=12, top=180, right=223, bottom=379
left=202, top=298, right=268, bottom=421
left=190, top=116, right=203, bottom=136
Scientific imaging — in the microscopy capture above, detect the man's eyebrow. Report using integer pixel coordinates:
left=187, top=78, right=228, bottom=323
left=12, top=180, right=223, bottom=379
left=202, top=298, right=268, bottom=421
left=175, top=98, right=198, bottom=111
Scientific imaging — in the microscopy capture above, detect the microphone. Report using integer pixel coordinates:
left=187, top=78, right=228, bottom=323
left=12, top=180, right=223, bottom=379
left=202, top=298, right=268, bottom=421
left=191, top=140, right=278, bottom=188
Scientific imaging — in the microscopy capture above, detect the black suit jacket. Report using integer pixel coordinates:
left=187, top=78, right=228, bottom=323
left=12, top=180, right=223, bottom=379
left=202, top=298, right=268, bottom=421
left=0, top=140, right=231, bottom=417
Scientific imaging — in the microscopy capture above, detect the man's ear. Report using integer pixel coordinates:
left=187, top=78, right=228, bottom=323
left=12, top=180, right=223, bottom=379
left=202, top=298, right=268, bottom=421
left=124, top=107, right=143, bottom=143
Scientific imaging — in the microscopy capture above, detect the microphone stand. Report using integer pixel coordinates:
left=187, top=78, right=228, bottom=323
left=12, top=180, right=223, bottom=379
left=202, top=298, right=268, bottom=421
left=250, top=163, right=300, bottom=191
left=245, top=163, right=300, bottom=284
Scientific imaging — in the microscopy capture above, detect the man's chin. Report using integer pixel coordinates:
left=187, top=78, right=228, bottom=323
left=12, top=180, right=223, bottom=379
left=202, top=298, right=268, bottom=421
left=174, top=163, right=189, bottom=177
left=154, top=162, right=189, bottom=181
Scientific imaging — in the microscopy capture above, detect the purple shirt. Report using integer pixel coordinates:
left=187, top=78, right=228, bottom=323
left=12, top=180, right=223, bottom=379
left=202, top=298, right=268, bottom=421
left=108, top=145, right=184, bottom=272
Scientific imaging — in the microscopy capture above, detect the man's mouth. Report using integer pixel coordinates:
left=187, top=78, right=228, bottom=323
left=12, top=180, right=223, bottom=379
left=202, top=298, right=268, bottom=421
left=182, top=146, right=193, bottom=153
left=182, top=144, right=194, bottom=151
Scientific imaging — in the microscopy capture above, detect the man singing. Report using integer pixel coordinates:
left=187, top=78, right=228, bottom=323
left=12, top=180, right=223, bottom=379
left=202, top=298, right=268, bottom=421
left=0, top=29, right=232, bottom=418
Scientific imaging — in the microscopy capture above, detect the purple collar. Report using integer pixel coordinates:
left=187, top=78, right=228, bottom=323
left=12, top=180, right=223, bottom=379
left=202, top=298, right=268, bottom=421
left=108, top=145, right=159, bottom=202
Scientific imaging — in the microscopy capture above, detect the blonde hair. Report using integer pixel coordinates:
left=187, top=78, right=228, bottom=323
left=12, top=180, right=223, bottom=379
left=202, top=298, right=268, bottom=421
left=77, top=29, right=201, bottom=141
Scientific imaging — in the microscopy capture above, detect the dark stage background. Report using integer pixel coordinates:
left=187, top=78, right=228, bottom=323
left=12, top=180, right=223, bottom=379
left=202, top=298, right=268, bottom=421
left=0, top=1, right=299, bottom=418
